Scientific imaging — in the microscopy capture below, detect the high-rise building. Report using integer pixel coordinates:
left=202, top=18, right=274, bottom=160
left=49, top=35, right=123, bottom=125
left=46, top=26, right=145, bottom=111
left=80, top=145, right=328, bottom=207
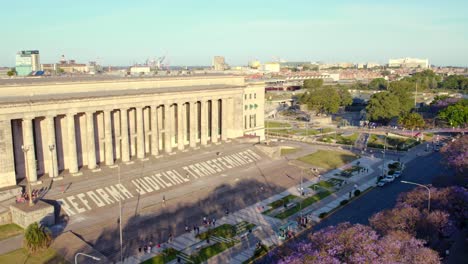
left=213, top=56, right=227, bottom=71
left=388, top=58, right=429, bottom=68
left=15, top=50, right=40, bottom=76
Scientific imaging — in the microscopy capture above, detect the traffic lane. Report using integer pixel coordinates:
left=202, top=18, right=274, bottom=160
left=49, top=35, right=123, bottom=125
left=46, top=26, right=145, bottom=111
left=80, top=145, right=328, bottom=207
left=313, top=152, right=446, bottom=230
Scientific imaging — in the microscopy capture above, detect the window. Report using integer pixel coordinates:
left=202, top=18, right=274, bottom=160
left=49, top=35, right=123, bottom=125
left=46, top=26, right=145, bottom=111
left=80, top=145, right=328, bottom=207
left=249, top=114, right=252, bottom=128
left=254, top=93, right=256, bottom=99
left=254, top=114, right=257, bottom=127
left=244, top=94, right=247, bottom=100
left=249, top=94, right=252, bottom=99
left=245, top=105, right=248, bottom=110
left=244, top=115, right=247, bottom=129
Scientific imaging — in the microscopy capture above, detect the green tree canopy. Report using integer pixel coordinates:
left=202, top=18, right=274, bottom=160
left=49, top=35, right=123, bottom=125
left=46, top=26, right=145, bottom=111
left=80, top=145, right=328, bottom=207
left=398, top=113, right=425, bottom=130
left=337, top=88, right=353, bottom=107
left=366, top=92, right=401, bottom=122
left=388, top=81, right=414, bottom=114
left=440, top=75, right=468, bottom=90
left=303, top=79, right=323, bottom=89
left=368, top=78, right=388, bottom=90
left=438, top=99, right=468, bottom=127
left=300, top=86, right=342, bottom=114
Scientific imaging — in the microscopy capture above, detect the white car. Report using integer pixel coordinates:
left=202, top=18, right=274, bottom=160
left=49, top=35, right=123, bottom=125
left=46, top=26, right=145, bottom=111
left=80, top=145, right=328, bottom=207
left=383, top=175, right=395, bottom=182
left=377, top=180, right=386, bottom=187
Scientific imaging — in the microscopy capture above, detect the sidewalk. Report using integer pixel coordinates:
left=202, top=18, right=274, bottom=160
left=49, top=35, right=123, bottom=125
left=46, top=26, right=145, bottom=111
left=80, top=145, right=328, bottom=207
left=117, top=144, right=431, bottom=264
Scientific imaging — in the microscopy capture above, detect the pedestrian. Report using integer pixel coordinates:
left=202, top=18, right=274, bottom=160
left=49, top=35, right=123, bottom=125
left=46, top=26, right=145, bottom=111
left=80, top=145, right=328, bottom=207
left=138, top=246, right=142, bottom=253
left=185, top=224, right=189, bottom=232
left=203, top=216, right=207, bottom=225
left=193, top=224, right=196, bottom=232
left=169, top=233, right=173, bottom=243
left=212, top=218, right=216, bottom=227
left=148, top=244, right=152, bottom=253
left=207, top=237, right=210, bottom=244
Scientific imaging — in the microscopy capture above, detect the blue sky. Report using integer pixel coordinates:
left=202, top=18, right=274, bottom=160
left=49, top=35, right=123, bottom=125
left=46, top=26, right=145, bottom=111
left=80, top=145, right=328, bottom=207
left=2, top=0, right=467, bottom=66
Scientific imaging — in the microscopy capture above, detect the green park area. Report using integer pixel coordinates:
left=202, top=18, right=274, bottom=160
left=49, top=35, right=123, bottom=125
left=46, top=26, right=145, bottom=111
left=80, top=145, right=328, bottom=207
left=191, top=241, right=236, bottom=264
left=0, top=223, right=23, bottom=241
left=280, top=147, right=299, bottom=155
left=0, top=248, right=68, bottom=264
left=275, top=190, right=333, bottom=219
left=265, top=121, right=291, bottom=129
left=298, top=150, right=357, bottom=170
left=309, top=178, right=344, bottom=190
left=318, top=132, right=358, bottom=145
left=262, top=195, right=298, bottom=215
left=367, top=134, right=419, bottom=150
left=141, top=248, right=179, bottom=264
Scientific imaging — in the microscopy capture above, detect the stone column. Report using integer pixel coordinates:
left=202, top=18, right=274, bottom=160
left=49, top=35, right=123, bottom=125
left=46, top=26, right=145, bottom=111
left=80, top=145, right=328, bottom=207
left=211, top=99, right=219, bottom=143
left=200, top=100, right=208, bottom=145
left=86, top=111, right=97, bottom=169
left=104, top=110, right=114, bottom=165
left=121, top=109, right=130, bottom=162
left=164, top=104, right=172, bottom=153
left=221, top=98, right=229, bottom=141
left=22, top=117, right=38, bottom=182
left=151, top=106, right=159, bottom=156
left=46, top=116, right=59, bottom=177
left=67, top=113, right=79, bottom=174
left=177, top=102, right=184, bottom=150
left=189, top=101, right=197, bottom=148
left=136, top=107, right=145, bottom=159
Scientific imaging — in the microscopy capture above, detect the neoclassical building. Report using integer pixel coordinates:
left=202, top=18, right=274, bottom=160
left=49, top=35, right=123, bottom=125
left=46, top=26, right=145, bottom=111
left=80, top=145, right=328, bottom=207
left=0, top=76, right=265, bottom=188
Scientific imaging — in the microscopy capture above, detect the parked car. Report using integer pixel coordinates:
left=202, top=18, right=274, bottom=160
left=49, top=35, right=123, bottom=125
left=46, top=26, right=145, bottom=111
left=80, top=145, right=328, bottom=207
left=377, top=180, right=387, bottom=187
left=383, top=175, right=395, bottom=182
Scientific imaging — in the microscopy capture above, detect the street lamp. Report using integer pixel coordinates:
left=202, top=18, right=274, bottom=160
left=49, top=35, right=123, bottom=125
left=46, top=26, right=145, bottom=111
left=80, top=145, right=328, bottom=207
left=21, top=145, right=34, bottom=206
left=401, top=180, right=431, bottom=211
left=74, top=252, right=100, bottom=264
left=381, top=133, right=388, bottom=178
left=117, top=165, right=123, bottom=263
left=48, top=144, right=55, bottom=178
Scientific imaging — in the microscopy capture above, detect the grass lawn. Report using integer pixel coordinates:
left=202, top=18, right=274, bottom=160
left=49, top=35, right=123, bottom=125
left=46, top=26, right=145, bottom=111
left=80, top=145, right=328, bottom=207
left=298, top=150, right=357, bottom=170
left=0, top=223, right=23, bottom=241
left=309, top=180, right=335, bottom=190
left=191, top=241, right=236, bottom=264
left=141, top=248, right=179, bottom=264
left=275, top=190, right=333, bottom=219
left=197, top=224, right=236, bottom=240
left=262, top=195, right=298, bottom=215
left=280, top=147, right=299, bottom=155
left=319, top=133, right=358, bottom=145
left=368, top=134, right=419, bottom=150
left=265, top=121, right=291, bottom=129
left=0, top=248, right=68, bottom=264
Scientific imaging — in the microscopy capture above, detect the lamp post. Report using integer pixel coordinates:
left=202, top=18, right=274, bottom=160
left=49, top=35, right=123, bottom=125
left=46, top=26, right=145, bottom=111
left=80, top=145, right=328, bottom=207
left=118, top=165, right=123, bottom=263
left=401, top=180, right=431, bottom=211
left=74, top=252, right=100, bottom=264
left=381, top=133, right=388, bottom=178
left=21, top=145, right=34, bottom=206
left=48, top=144, right=55, bottom=178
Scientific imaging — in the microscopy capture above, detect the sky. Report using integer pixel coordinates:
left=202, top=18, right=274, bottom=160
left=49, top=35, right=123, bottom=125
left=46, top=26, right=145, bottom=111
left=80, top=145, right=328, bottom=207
left=1, top=0, right=468, bottom=67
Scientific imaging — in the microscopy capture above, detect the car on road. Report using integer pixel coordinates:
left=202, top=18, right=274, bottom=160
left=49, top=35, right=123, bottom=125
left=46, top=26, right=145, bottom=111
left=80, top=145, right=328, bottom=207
left=377, top=180, right=387, bottom=187
left=393, top=171, right=402, bottom=178
left=434, top=146, right=440, bottom=152
left=383, top=175, right=395, bottom=182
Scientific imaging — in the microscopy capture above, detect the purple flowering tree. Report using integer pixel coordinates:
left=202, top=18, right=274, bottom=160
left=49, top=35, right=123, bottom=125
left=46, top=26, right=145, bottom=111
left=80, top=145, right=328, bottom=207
left=441, top=135, right=468, bottom=174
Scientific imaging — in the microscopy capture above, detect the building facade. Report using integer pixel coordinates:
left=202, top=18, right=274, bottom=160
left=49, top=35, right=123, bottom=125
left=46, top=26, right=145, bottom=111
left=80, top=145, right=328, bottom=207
left=15, top=50, right=40, bottom=76
left=0, top=76, right=264, bottom=188
left=212, top=56, right=227, bottom=71
left=388, top=58, right=429, bottom=68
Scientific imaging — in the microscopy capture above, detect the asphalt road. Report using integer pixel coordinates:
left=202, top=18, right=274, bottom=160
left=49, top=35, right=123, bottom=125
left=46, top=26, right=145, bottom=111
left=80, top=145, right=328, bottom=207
left=313, top=151, right=453, bottom=230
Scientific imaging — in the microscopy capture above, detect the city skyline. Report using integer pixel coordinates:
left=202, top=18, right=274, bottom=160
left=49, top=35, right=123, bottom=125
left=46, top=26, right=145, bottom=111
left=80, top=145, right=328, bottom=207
left=1, top=0, right=468, bottom=67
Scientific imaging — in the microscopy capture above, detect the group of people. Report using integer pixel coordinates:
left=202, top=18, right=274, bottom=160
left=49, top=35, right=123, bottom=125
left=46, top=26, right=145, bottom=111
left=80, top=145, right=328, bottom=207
left=16, top=189, right=39, bottom=203
left=138, top=241, right=158, bottom=254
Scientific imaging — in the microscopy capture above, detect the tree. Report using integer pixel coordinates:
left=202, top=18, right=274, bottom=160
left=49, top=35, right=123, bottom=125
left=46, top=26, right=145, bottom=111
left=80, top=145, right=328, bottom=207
left=441, top=135, right=468, bottom=174
left=366, top=92, right=401, bottom=122
left=399, top=113, right=425, bottom=130
left=264, top=223, right=440, bottom=264
left=388, top=80, right=415, bottom=114
left=23, top=222, right=52, bottom=253
left=440, top=75, right=468, bottom=90
left=300, top=86, right=341, bottom=114
left=368, top=78, right=388, bottom=90
left=6, top=68, right=16, bottom=77
left=337, top=88, right=353, bottom=107
left=303, top=79, right=323, bottom=89
left=438, top=100, right=468, bottom=127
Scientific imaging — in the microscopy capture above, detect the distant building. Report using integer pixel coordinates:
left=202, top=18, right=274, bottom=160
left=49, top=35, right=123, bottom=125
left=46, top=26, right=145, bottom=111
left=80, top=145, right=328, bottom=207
left=366, top=62, right=381, bottom=69
left=388, top=58, right=429, bottom=68
left=130, top=66, right=151, bottom=75
left=249, top=60, right=261, bottom=69
left=262, top=62, right=281, bottom=73
left=15, top=50, right=40, bottom=76
left=213, top=56, right=227, bottom=71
